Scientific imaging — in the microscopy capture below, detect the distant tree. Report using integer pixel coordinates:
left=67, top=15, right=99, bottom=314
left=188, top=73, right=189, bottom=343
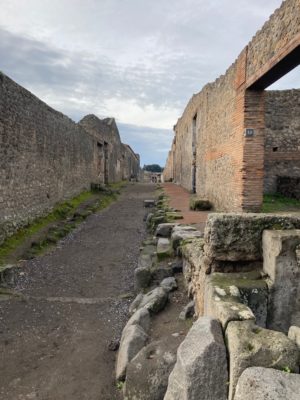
left=143, top=164, right=164, bottom=172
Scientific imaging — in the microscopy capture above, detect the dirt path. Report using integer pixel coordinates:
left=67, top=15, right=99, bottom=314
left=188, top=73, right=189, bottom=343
left=0, top=183, right=155, bottom=400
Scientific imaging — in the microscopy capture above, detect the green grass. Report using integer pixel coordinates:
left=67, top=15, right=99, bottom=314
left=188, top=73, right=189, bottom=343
left=0, top=189, right=119, bottom=268
left=262, top=193, right=300, bottom=213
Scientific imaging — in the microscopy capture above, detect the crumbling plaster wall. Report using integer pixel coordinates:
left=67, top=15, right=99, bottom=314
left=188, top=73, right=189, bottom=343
left=165, top=0, right=300, bottom=211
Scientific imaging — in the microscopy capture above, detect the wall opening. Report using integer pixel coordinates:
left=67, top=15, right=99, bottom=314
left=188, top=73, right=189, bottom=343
left=104, top=142, right=109, bottom=184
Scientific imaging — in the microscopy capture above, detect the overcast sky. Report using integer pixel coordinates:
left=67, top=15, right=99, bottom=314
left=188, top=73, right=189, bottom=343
left=0, top=0, right=299, bottom=165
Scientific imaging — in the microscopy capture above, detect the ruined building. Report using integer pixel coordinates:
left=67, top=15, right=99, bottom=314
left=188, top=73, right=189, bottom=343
left=164, top=0, right=300, bottom=211
left=0, top=72, right=140, bottom=245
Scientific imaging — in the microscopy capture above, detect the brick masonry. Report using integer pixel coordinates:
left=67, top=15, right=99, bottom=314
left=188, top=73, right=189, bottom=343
left=0, top=72, right=140, bottom=245
left=164, top=0, right=300, bottom=212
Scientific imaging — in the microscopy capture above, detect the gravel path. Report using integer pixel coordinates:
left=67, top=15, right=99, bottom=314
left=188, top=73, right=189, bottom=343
left=0, top=183, right=155, bottom=400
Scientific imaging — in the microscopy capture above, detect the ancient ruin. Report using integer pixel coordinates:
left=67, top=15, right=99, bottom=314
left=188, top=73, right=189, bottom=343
left=0, top=72, right=140, bottom=245
left=164, top=0, right=300, bottom=211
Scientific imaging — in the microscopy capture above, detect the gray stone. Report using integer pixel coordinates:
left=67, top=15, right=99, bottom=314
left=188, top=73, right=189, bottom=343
left=116, top=325, right=149, bottom=381
left=179, top=301, right=195, bottom=320
left=124, top=308, right=151, bottom=334
left=288, top=325, right=300, bottom=348
left=263, top=229, right=300, bottom=333
left=204, top=213, right=300, bottom=261
left=204, top=272, right=267, bottom=328
left=144, top=200, right=155, bottom=208
left=124, top=336, right=181, bottom=400
left=234, top=367, right=300, bottom=400
left=164, top=317, right=228, bottom=400
left=226, top=320, right=300, bottom=400
left=155, top=223, right=178, bottom=238
left=134, top=267, right=152, bottom=290
left=138, top=287, right=169, bottom=314
left=171, top=228, right=203, bottom=250
left=129, top=293, right=144, bottom=315
left=160, top=277, right=177, bottom=292
left=151, top=264, right=174, bottom=281
left=157, top=238, right=173, bottom=260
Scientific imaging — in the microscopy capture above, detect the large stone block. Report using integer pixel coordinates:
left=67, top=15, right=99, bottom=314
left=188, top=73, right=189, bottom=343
left=204, top=213, right=300, bottom=261
left=204, top=272, right=268, bottom=328
left=124, top=337, right=180, bottom=400
left=157, top=238, right=173, bottom=260
left=171, top=226, right=203, bottom=250
left=226, top=320, right=299, bottom=400
left=164, top=317, right=228, bottom=400
left=263, top=230, right=300, bottom=333
left=155, top=223, right=178, bottom=238
left=116, top=324, right=149, bottom=381
left=234, top=367, right=300, bottom=400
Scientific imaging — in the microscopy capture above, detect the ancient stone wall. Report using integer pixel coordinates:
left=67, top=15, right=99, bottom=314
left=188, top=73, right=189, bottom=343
left=264, top=89, right=300, bottom=193
left=0, top=72, right=140, bottom=245
left=0, top=72, right=98, bottom=244
left=165, top=0, right=300, bottom=211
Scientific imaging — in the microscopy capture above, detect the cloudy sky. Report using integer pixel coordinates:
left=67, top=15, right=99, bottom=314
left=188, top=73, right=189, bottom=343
left=0, top=0, right=299, bottom=165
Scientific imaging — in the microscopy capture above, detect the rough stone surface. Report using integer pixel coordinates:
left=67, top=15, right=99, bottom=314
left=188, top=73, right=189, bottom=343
left=164, top=317, right=228, bottom=400
left=124, top=336, right=180, bottom=400
left=157, top=238, right=173, bottom=260
left=0, top=72, right=140, bottom=245
left=160, top=277, right=177, bottom=292
left=171, top=228, right=203, bottom=250
left=181, top=238, right=206, bottom=314
left=226, top=320, right=300, bottom=400
left=116, top=325, right=149, bottom=381
left=137, top=287, right=169, bottom=314
left=263, top=229, right=300, bottom=332
left=151, top=264, right=174, bottom=282
left=124, top=308, right=151, bottom=334
left=288, top=326, right=300, bottom=349
left=204, top=213, right=300, bottom=261
left=129, top=293, right=144, bottom=315
left=155, top=223, right=178, bottom=238
left=134, top=267, right=152, bottom=290
left=179, top=301, right=195, bottom=320
left=234, top=367, right=300, bottom=400
left=204, top=272, right=268, bottom=328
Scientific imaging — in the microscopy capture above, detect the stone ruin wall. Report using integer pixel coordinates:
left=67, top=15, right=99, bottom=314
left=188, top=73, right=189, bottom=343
left=0, top=72, right=140, bottom=245
left=264, top=89, right=300, bottom=194
left=164, top=0, right=300, bottom=211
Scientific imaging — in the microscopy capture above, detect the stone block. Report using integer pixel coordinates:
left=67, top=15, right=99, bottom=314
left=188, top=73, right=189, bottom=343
left=288, top=325, right=300, bottom=349
left=204, top=272, right=268, bottom=328
left=204, top=213, right=300, bottom=261
left=144, top=199, right=155, bottom=208
left=136, top=287, right=169, bottom=314
left=226, top=320, right=299, bottom=400
left=116, top=324, right=149, bottom=381
left=171, top=227, right=203, bottom=250
left=157, top=238, right=173, bottom=260
left=164, top=317, right=228, bottom=400
left=124, top=308, right=151, bottom=334
left=234, top=367, right=300, bottom=400
left=124, top=336, right=180, bottom=400
left=160, top=277, right=177, bottom=292
left=263, top=229, right=300, bottom=332
left=155, top=223, right=178, bottom=238
left=134, top=267, right=152, bottom=290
